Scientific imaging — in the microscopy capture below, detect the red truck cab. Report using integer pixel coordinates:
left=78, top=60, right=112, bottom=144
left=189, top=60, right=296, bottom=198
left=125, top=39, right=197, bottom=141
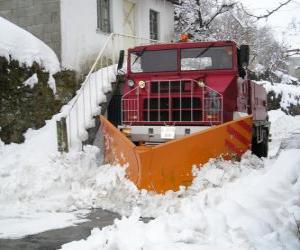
left=108, top=40, right=270, bottom=157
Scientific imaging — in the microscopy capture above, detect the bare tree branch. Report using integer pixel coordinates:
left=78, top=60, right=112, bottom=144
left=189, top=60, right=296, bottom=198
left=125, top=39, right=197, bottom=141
left=195, top=0, right=204, bottom=28
left=241, top=0, right=292, bottom=20
left=205, top=2, right=236, bottom=27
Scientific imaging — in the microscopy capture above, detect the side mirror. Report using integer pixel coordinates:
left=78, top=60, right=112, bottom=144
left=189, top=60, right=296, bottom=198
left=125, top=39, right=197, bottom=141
left=117, top=50, right=125, bottom=71
left=239, top=45, right=250, bottom=67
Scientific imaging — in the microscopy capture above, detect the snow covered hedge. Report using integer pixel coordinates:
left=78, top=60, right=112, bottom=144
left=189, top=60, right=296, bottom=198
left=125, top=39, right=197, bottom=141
left=0, top=17, right=81, bottom=144
left=255, top=71, right=300, bottom=116
left=0, top=56, right=79, bottom=144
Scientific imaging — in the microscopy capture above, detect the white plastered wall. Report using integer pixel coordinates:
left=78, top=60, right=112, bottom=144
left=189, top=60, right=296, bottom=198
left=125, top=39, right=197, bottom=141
left=60, top=0, right=174, bottom=72
left=135, top=0, right=174, bottom=42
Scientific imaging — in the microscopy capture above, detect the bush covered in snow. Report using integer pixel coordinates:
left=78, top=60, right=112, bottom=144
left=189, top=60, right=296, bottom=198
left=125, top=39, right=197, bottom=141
left=0, top=56, right=79, bottom=144
left=255, top=71, right=300, bottom=115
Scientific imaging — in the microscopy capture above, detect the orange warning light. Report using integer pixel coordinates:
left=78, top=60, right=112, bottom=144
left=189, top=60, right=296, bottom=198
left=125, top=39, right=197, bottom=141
left=180, top=33, right=189, bottom=42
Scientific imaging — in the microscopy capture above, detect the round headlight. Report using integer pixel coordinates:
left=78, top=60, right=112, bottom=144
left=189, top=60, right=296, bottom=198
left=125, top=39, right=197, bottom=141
left=197, top=80, right=205, bottom=88
left=128, top=79, right=135, bottom=87
left=138, top=80, right=146, bottom=89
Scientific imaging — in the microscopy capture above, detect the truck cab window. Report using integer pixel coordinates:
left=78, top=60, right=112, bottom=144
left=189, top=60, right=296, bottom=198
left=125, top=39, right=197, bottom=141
left=130, top=50, right=177, bottom=73
left=181, top=46, right=233, bottom=71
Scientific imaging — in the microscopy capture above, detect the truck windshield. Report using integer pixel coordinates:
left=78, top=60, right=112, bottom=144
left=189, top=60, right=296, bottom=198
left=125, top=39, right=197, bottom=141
left=131, top=49, right=177, bottom=73
left=181, top=46, right=233, bottom=71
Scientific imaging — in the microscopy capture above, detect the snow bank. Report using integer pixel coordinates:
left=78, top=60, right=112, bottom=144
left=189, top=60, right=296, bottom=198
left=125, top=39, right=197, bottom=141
left=1, top=109, right=300, bottom=247
left=60, top=150, right=300, bottom=250
left=268, top=109, right=300, bottom=157
left=0, top=118, right=137, bottom=238
left=0, top=17, right=60, bottom=91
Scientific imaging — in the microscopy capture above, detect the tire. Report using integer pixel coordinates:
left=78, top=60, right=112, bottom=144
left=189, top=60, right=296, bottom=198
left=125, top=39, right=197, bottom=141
left=252, top=129, right=268, bottom=158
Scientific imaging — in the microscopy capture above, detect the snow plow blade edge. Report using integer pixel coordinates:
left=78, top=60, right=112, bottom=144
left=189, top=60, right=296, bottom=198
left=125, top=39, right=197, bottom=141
left=100, top=115, right=253, bottom=193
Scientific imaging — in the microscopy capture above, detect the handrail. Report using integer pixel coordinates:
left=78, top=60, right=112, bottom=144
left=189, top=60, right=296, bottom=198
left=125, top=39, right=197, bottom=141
left=57, top=33, right=161, bottom=152
left=68, top=33, right=114, bottom=112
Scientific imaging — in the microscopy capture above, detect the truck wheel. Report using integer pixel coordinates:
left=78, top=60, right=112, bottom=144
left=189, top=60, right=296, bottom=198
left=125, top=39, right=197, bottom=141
left=252, top=129, right=268, bottom=158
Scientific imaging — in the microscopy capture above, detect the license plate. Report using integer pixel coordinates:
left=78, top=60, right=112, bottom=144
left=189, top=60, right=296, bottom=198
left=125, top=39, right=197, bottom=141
left=161, top=126, right=175, bottom=139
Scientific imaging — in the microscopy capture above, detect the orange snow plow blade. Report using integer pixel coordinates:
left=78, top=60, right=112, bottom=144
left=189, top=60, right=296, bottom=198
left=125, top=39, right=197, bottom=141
left=100, top=115, right=253, bottom=193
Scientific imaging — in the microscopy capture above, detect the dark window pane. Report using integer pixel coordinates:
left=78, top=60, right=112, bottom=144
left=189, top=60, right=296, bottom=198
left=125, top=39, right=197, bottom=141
left=131, top=50, right=177, bottom=73
left=150, top=10, right=159, bottom=40
left=97, top=0, right=111, bottom=33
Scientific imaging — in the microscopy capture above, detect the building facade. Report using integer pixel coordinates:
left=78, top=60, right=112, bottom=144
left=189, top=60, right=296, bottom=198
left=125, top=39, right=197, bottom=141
left=0, top=0, right=175, bottom=72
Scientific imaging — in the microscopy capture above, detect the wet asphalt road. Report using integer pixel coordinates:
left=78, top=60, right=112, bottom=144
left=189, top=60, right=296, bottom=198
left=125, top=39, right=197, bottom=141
left=0, top=208, right=121, bottom=250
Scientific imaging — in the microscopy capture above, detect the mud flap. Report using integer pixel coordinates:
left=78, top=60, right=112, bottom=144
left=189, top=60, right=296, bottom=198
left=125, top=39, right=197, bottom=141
left=100, top=115, right=253, bottom=193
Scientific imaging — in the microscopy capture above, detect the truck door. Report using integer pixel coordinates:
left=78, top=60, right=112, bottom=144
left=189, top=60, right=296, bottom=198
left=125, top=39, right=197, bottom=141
left=237, top=77, right=248, bottom=114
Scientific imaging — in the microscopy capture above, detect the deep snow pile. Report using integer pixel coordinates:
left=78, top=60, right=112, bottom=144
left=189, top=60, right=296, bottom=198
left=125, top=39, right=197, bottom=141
left=1, top=110, right=300, bottom=247
left=61, top=150, right=300, bottom=250
left=0, top=17, right=60, bottom=91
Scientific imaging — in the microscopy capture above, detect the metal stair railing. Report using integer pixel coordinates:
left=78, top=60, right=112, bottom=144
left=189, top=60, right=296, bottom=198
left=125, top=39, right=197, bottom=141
left=56, top=33, right=159, bottom=152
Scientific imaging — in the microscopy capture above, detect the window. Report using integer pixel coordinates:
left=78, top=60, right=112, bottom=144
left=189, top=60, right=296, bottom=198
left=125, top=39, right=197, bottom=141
left=130, top=50, right=177, bottom=73
left=149, top=9, right=159, bottom=40
left=97, top=0, right=111, bottom=33
left=181, top=46, right=233, bottom=71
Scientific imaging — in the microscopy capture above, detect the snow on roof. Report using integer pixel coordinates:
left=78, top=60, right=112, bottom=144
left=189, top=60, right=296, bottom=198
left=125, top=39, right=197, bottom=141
left=0, top=17, right=60, bottom=75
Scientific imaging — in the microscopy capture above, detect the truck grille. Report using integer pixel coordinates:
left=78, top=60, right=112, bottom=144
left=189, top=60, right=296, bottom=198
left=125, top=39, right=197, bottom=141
left=121, top=79, right=223, bottom=125
left=143, top=98, right=201, bottom=121
left=150, top=81, right=191, bottom=93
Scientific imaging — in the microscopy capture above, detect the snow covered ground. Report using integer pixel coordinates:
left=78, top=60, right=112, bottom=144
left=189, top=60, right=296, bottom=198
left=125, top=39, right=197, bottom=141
left=0, top=110, right=300, bottom=250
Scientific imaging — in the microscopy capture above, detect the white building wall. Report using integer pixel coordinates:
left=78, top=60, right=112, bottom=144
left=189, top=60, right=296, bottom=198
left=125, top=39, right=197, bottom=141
left=136, top=0, right=174, bottom=42
left=60, top=0, right=174, bottom=72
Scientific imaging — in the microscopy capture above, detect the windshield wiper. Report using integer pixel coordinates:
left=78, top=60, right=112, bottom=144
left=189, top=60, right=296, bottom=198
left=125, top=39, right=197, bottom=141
left=132, top=47, right=147, bottom=66
left=195, top=43, right=215, bottom=58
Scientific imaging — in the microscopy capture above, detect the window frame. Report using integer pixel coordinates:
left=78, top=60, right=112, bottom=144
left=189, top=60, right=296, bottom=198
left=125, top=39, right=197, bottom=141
left=149, top=9, right=159, bottom=40
left=97, top=0, right=111, bottom=33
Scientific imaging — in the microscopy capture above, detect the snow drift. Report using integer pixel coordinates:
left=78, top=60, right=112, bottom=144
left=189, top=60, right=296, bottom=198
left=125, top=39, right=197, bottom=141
left=0, top=17, right=60, bottom=91
left=1, top=111, right=300, bottom=249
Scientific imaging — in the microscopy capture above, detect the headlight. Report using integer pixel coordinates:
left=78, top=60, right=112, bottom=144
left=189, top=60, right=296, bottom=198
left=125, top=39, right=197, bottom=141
left=138, top=80, right=146, bottom=89
left=197, top=80, right=205, bottom=88
left=128, top=79, right=135, bottom=87
left=121, top=127, right=132, bottom=136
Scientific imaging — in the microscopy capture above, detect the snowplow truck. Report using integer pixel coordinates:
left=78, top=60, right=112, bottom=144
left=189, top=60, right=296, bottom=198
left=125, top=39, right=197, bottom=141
left=101, top=40, right=270, bottom=193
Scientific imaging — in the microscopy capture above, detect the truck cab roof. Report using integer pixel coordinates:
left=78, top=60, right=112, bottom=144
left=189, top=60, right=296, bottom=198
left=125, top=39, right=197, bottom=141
left=129, top=40, right=237, bottom=52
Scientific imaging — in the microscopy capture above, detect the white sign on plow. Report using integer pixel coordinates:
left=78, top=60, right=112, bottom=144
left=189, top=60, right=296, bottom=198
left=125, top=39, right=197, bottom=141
left=160, top=126, right=176, bottom=139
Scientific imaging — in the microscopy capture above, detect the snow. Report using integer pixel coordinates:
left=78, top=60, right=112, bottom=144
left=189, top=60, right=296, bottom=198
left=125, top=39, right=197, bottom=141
left=23, top=73, right=38, bottom=88
left=256, top=80, right=300, bottom=110
left=0, top=17, right=60, bottom=92
left=0, top=110, right=300, bottom=250
left=57, top=64, right=116, bottom=151
left=273, top=70, right=298, bottom=84
left=60, top=149, right=300, bottom=250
